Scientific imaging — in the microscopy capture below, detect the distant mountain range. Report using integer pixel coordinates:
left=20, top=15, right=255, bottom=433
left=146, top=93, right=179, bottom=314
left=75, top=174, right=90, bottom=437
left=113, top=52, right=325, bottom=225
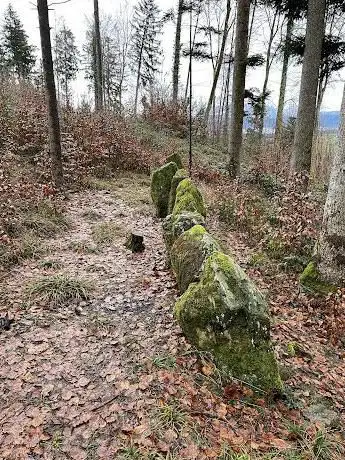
left=244, top=105, right=340, bottom=131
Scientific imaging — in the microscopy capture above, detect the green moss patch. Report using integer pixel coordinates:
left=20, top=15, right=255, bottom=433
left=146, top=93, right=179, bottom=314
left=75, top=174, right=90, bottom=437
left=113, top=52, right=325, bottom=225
left=174, top=252, right=282, bottom=391
left=168, top=169, right=188, bottom=214
left=162, top=211, right=206, bottom=252
left=300, top=262, right=336, bottom=295
left=173, top=178, right=206, bottom=218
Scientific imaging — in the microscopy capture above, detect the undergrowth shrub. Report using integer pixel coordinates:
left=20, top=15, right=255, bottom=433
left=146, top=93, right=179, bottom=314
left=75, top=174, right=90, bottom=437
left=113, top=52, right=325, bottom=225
left=143, top=99, right=189, bottom=138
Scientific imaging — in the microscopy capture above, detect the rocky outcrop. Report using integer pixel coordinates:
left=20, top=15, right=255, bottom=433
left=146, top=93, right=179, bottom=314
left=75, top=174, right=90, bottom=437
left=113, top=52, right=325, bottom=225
left=151, top=162, right=178, bottom=218
left=170, top=225, right=220, bottom=293
left=168, top=169, right=188, bottom=214
left=151, top=158, right=281, bottom=392
left=173, top=178, right=206, bottom=217
left=174, top=252, right=282, bottom=391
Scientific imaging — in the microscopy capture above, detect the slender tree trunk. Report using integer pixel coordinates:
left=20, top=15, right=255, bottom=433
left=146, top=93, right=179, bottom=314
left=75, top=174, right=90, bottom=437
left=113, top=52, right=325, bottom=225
left=223, top=57, right=232, bottom=142
left=184, top=0, right=202, bottom=102
left=204, top=0, right=231, bottom=126
left=317, top=84, right=345, bottom=285
left=291, top=0, right=326, bottom=180
left=228, top=0, right=250, bottom=178
left=275, top=15, right=293, bottom=142
left=94, top=0, right=103, bottom=110
left=258, top=9, right=279, bottom=140
left=134, top=28, right=147, bottom=117
left=172, top=0, right=184, bottom=103
left=37, top=0, right=63, bottom=188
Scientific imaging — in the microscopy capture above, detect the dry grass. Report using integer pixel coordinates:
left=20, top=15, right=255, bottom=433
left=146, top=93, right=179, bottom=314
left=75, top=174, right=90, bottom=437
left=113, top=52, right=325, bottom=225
left=27, top=273, right=92, bottom=306
left=91, top=222, right=125, bottom=246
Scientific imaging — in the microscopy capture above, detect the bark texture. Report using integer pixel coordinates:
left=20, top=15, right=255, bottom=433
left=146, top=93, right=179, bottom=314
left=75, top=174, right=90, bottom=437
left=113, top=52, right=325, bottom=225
left=37, top=0, right=63, bottom=188
left=291, top=0, right=326, bottom=176
left=172, top=0, right=184, bottom=103
left=94, top=0, right=103, bottom=110
left=275, top=16, right=293, bottom=142
left=317, top=85, right=345, bottom=285
left=228, top=0, right=250, bottom=178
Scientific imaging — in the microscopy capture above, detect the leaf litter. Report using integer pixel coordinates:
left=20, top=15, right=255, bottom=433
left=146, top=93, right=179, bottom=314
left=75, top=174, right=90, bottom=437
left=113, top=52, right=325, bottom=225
left=0, top=176, right=344, bottom=459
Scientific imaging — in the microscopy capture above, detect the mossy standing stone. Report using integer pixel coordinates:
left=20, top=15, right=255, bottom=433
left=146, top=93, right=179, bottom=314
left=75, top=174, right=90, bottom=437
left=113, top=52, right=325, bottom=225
left=162, top=211, right=206, bottom=252
left=166, top=152, right=183, bottom=169
left=173, top=178, right=206, bottom=218
left=168, top=169, right=188, bottom=213
left=174, top=251, right=282, bottom=391
left=171, top=225, right=220, bottom=293
left=151, top=162, right=178, bottom=218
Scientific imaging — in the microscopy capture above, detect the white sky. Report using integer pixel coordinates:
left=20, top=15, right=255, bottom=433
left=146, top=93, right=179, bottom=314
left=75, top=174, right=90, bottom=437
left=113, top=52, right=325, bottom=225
left=1, top=0, right=344, bottom=112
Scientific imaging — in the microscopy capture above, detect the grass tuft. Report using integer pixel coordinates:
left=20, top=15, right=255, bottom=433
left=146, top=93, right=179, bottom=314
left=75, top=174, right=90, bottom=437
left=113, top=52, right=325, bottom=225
left=27, top=274, right=92, bottom=306
left=152, top=354, right=177, bottom=370
left=91, top=222, right=124, bottom=246
left=154, top=402, right=187, bottom=432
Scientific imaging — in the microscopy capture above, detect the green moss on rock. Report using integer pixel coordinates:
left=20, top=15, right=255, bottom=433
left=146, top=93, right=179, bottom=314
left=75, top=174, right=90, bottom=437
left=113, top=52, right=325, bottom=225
left=300, top=261, right=336, bottom=295
left=168, top=169, right=188, bottom=213
left=166, top=152, right=183, bottom=169
left=173, top=178, right=206, bottom=217
left=174, top=252, right=282, bottom=391
left=151, top=162, right=178, bottom=218
left=162, top=212, right=205, bottom=251
left=171, top=225, right=220, bottom=293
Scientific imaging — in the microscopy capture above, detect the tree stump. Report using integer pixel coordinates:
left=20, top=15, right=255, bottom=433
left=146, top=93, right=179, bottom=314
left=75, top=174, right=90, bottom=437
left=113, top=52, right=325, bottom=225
left=125, top=233, right=145, bottom=253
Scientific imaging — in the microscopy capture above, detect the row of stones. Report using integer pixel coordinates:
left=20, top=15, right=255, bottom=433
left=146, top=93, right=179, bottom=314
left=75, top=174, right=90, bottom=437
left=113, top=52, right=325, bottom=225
left=151, top=154, right=282, bottom=392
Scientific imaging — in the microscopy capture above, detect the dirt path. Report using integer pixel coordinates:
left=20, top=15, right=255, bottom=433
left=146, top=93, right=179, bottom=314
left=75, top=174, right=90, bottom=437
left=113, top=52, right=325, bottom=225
left=0, top=180, right=183, bottom=459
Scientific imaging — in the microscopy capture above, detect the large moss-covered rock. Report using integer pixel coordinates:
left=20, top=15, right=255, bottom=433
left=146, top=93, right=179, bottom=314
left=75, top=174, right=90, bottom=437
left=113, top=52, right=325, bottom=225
left=162, top=212, right=205, bottom=252
left=168, top=169, right=188, bottom=214
left=151, top=162, right=178, bottom=218
left=300, top=261, right=336, bottom=295
left=166, top=152, right=183, bottom=169
left=174, top=252, right=282, bottom=391
left=173, top=178, right=206, bottom=217
left=171, top=225, right=220, bottom=293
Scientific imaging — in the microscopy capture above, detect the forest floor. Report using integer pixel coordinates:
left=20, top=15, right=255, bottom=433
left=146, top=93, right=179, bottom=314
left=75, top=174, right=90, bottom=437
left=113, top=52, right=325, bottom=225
left=0, top=172, right=344, bottom=460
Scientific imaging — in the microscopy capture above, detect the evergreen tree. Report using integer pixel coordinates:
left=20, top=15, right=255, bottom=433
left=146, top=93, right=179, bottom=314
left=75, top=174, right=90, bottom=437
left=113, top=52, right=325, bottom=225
left=54, top=22, right=79, bottom=107
left=1, top=4, right=35, bottom=78
left=131, top=0, right=163, bottom=116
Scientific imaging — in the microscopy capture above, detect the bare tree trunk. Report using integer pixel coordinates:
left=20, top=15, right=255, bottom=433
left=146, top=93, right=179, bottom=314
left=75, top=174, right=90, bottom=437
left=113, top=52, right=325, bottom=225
left=94, top=0, right=103, bottom=110
left=37, top=0, right=63, bottom=188
left=228, top=0, right=250, bottom=178
left=291, top=0, right=326, bottom=180
left=134, top=28, right=147, bottom=117
left=317, top=84, right=345, bottom=284
left=258, top=8, right=280, bottom=140
left=172, top=0, right=184, bottom=103
left=204, top=0, right=231, bottom=126
left=275, top=15, right=293, bottom=142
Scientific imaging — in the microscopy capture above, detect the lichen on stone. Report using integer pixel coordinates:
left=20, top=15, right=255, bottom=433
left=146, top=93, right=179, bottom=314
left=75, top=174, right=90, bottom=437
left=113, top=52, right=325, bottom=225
left=171, top=225, right=220, bottom=293
left=166, top=152, right=183, bottom=169
left=162, top=212, right=205, bottom=252
left=150, top=162, right=178, bottom=218
left=174, top=251, right=282, bottom=391
left=172, top=178, right=206, bottom=218
left=168, top=169, right=188, bottom=214
left=300, top=261, right=336, bottom=295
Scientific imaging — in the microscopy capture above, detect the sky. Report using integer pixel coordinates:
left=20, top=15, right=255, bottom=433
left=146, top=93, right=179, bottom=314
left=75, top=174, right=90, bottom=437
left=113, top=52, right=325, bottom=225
left=1, top=0, right=344, bottom=113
